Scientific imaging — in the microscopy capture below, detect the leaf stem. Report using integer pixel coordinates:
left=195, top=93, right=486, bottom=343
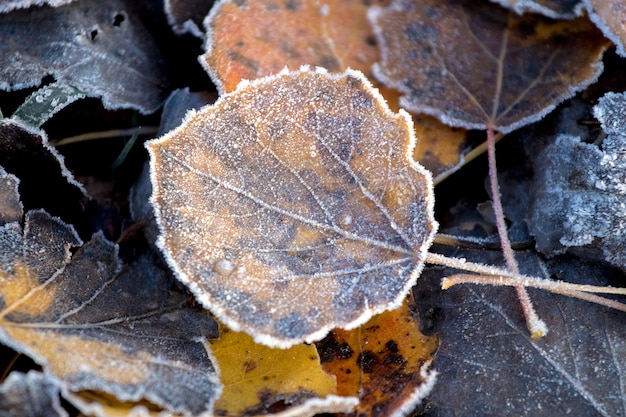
left=442, top=274, right=626, bottom=313
left=485, top=127, right=546, bottom=337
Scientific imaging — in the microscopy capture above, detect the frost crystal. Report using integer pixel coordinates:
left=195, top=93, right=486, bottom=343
left=529, top=92, right=626, bottom=269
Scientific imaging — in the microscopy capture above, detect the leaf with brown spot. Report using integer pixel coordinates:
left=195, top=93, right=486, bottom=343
left=147, top=67, right=437, bottom=348
left=211, top=326, right=357, bottom=416
left=369, top=0, right=609, bottom=133
left=201, top=0, right=391, bottom=93
left=316, top=296, right=438, bottom=417
left=0, top=209, right=221, bottom=415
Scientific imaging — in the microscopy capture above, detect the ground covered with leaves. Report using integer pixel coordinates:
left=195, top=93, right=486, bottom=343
left=0, top=1, right=625, bottom=416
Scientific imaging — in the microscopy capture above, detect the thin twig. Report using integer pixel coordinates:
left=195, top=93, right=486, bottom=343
left=50, top=126, right=159, bottom=146
left=486, top=127, right=546, bottom=338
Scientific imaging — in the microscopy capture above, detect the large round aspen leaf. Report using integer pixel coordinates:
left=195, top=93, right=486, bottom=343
left=147, top=67, right=437, bottom=348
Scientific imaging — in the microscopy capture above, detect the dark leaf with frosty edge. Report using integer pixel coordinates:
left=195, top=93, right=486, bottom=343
left=369, top=0, right=608, bottom=133
left=0, top=371, right=67, bottom=417
left=0, top=0, right=168, bottom=113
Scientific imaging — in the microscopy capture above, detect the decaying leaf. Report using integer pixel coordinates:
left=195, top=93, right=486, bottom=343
left=415, top=251, right=626, bottom=417
left=0, top=0, right=168, bottom=113
left=0, top=118, right=87, bottom=222
left=147, top=67, right=437, bottom=348
left=0, top=371, right=67, bottom=417
left=369, top=0, right=608, bottom=133
left=0, top=210, right=222, bottom=415
left=488, top=0, right=583, bottom=19
left=317, top=296, right=438, bottom=417
left=584, top=0, right=626, bottom=57
left=201, top=0, right=389, bottom=94
left=528, top=91, right=626, bottom=269
left=211, top=326, right=358, bottom=416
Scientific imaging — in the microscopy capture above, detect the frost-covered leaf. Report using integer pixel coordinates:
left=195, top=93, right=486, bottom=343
left=415, top=251, right=626, bottom=417
left=0, top=0, right=76, bottom=13
left=164, top=0, right=214, bottom=38
left=211, top=326, right=358, bottom=416
left=488, top=0, right=583, bottom=19
left=0, top=0, right=168, bottom=113
left=528, top=92, right=626, bottom=269
left=147, top=67, right=437, bottom=348
left=584, top=0, right=626, bottom=57
left=317, top=297, right=438, bottom=417
left=0, top=210, right=221, bottom=415
left=12, top=82, right=86, bottom=129
left=0, top=371, right=67, bottom=417
left=369, top=0, right=608, bottom=133
left=0, top=119, right=87, bottom=221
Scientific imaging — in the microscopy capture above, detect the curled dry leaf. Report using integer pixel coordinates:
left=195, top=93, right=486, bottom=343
left=0, top=371, right=67, bottom=417
left=529, top=92, right=626, bottom=269
left=0, top=165, right=23, bottom=225
left=0, top=0, right=168, bottom=113
left=0, top=209, right=222, bottom=415
left=147, top=67, right=437, bottom=348
left=317, top=296, right=439, bottom=417
left=211, top=326, right=357, bottom=416
left=584, top=0, right=626, bottom=57
left=369, top=0, right=608, bottom=133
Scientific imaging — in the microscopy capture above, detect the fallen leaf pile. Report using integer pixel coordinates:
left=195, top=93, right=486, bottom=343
left=0, top=0, right=625, bottom=416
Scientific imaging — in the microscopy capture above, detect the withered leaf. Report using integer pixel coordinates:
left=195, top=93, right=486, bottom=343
left=415, top=250, right=626, bottom=417
left=369, top=0, right=608, bottom=133
left=148, top=67, right=437, bottom=348
left=0, top=371, right=67, bottom=417
left=201, top=0, right=389, bottom=93
left=211, top=326, right=358, bottom=416
left=0, top=210, right=221, bottom=415
left=488, top=0, right=583, bottom=19
left=317, top=296, right=438, bottom=417
left=0, top=0, right=168, bottom=113
left=0, top=119, right=87, bottom=222
left=528, top=92, right=626, bottom=269
left=584, top=0, right=626, bottom=57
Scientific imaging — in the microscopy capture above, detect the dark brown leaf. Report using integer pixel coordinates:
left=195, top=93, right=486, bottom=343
left=369, top=0, right=609, bottom=132
left=0, top=165, right=23, bottom=226
left=415, top=250, right=626, bottom=417
left=164, top=0, right=215, bottom=37
left=147, top=67, right=437, bottom=348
